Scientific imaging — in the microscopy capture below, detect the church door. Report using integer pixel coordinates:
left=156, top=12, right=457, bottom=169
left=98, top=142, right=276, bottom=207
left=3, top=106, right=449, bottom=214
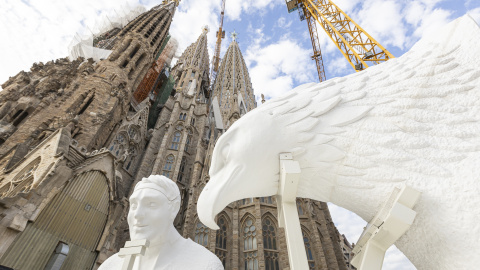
left=0, top=170, right=109, bottom=270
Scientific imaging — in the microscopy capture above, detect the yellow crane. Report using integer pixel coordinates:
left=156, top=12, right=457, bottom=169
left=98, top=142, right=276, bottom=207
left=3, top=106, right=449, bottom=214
left=211, top=0, right=227, bottom=85
left=285, top=0, right=395, bottom=82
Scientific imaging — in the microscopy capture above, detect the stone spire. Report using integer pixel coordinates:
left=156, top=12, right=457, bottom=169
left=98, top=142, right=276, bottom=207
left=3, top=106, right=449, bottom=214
left=211, top=37, right=256, bottom=128
left=173, top=26, right=210, bottom=100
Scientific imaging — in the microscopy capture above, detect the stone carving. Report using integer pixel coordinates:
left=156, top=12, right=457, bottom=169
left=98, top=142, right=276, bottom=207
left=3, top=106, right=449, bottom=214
left=99, top=175, right=223, bottom=270
left=197, top=16, right=480, bottom=270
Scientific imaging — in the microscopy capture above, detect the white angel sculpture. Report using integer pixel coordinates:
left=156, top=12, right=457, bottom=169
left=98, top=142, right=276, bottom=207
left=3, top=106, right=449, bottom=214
left=198, top=15, right=480, bottom=270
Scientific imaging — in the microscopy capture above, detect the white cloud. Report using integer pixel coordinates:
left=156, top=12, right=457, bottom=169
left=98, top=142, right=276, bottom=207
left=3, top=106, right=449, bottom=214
left=276, top=17, right=293, bottom=29
left=0, top=0, right=144, bottom=88
left=244, top=31, right=316, bottom=102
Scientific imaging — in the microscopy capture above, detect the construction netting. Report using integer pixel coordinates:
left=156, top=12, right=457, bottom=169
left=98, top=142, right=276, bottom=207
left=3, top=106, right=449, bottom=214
left=68, top=4, right=146, bottom=62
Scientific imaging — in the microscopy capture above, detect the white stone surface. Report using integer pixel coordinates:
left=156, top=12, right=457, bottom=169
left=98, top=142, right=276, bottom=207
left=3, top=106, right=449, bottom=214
left=198, top=15, right=480, bottom=270
left=100, top=175, right=223, bottom=270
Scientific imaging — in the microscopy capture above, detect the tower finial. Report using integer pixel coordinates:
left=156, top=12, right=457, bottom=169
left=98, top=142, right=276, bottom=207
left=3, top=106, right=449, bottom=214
left=231, top=30, right=238, bottom=42
left=203, top=25, right=210, bottom=34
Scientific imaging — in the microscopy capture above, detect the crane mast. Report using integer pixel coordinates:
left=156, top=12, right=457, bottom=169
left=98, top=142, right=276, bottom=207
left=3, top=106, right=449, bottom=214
left=286, top=0, right=395, bottom=81
left=211, top=0, right=226, bottom=85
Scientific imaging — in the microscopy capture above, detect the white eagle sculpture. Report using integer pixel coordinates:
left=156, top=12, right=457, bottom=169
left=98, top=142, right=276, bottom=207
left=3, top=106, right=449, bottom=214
left=198, top=15, right=480, bottom=270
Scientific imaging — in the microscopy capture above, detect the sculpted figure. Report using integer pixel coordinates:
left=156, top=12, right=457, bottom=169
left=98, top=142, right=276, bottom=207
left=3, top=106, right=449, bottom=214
left=100, top=175, right=223, bottom=270
left=197, top=16, right=480, bottom=270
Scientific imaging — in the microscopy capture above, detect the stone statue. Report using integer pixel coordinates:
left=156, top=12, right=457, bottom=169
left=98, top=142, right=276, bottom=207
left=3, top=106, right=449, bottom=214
left=197, top=16, right=480, bottom=270
left=100, top=175, right=223, bottom=270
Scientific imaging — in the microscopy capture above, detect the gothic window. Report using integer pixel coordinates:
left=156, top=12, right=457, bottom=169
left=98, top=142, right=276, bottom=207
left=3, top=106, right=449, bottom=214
left=0, top=157, right=40, bottom=198
left=260, top=197, right=273, bottom=204
left=191, top=117, right=195, bottom=126
left=179, top=113, right=184, bottom=120
left=191, top=71, right=196, bottom=78
left=128, top=126, right=138, bottom=140
left=243, top=217, right=258, bottom=270
left=112, top=134, right=126, bottom=157
left=297, top=200, right=305, bottom=216
left=109, top=140, right=117, bottom=151
left=263, top=217, right=279, bottom=270
left=188, top=80, right=192, bottom=89
left=177, top=156, right=187, bottom=183
left=162, top=155, right=174, bottom=178
left=182, top=113, right=187, bottom=121
left=171, top=131, right=181, bottom=150
left=242, top=198, right=254, bottom=205
left=125, top=147, right=137, bottom=171
left=195, top=222, right=209, bottom=247
left=302, top=230, right=316, bottom=270
left=215, top=215, right=228, bottom=267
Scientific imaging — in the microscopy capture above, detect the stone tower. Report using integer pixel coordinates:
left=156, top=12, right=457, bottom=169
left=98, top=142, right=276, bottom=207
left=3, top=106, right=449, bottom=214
left=179, top=36, right=351, bottom=270
left=0, top=3, right=353, bottom=269
left=0, top=2, right=176, bottom=269
left=129, top=26, right=211, bottom=236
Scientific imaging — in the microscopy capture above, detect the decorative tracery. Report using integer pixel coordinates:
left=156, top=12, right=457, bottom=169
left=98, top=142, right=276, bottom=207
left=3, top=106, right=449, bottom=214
left=302, top=230, right=316, bottom=270
left=243, top=217, right=258, bottom=270
left=195, top=221, right=209, bottom=247
left=0, top=157, right=40, bottom=198
left=162, top=155, right=175, bottom=178
left=297, top=200, right=305, bottom=216
left=263, top=217, right=280, bottom=270
left=215, top=215, right=229, bottom=267
left=171, top=131, right=181, bottom=150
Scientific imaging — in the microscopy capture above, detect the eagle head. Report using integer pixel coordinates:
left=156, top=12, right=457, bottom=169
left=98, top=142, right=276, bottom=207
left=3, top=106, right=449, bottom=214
left=197, top=110, right=283, bottom=229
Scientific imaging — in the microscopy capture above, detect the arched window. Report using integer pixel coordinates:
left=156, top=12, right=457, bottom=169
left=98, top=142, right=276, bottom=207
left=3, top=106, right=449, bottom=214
left=111, top=134, right=126, bottom=157
left=128, top=126, right=138, bottom=140
left=260, top=197, right=273, bottom=204
left=125, top=146, right=137, bottom=171
left=242, top=198, right=253, bottom=205
left=191, top=117, right=195, bottom=126
left=177, top=156, right=187, bottom=183
left=179, top=113, right=184, bottom=120
left=162, top=155, right=174, bottom=178
left=297, top=200, right=305, bottom=216
left=302, top=230, right=316, bottom=270
left=0, top=157, right=40, bottom=198
left=215, top=215, right=228, bottom=267
left=109, top=140, right=116, bottom=151
left=171, top=131, right=181, bottom=150
left=263, top=217, right=279, bottom=270
left=195, top=222, right=209, bottom=247
left=243, top=217, right=258, bottom=270
left=182, top=113, right=187, bottom=121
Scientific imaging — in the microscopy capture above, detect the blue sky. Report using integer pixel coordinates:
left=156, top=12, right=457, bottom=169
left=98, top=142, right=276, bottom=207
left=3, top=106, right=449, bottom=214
left=1, top=0, right=479, bottom=269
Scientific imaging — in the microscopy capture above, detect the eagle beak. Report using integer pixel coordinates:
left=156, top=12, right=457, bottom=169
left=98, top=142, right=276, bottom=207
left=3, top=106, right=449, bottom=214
left=197, top=187, right=220, bottom=230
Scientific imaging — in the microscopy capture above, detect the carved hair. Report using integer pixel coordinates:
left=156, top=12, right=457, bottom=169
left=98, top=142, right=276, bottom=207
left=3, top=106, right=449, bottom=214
left=135, top=175, right=181, bottom=215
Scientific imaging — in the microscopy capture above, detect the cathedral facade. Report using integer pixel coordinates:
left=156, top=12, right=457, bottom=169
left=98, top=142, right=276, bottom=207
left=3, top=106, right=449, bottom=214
left=0, top=2, right=353, bottom=270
